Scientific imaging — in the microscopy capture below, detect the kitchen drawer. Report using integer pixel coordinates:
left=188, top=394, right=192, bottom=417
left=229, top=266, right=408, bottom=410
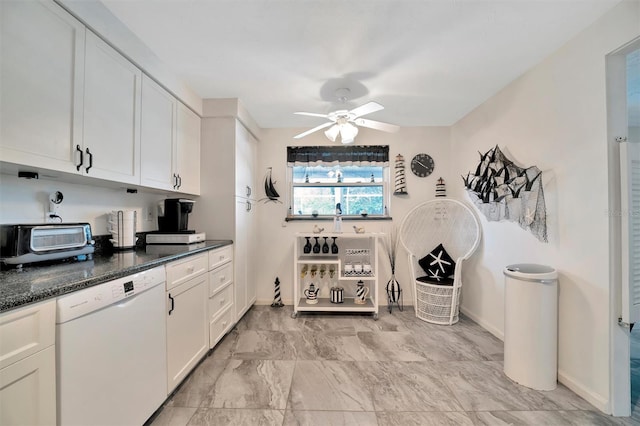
left=209, top=305, right=233, bottom=349
left=166, top=253, right=207, bottom=290
left=0, top=300, right=55, bottom=370
left=209, top=282, right=233, bottom=319
left=208, top=262, right=233, bottom=296
left=208, top=245, right=233, bottom=270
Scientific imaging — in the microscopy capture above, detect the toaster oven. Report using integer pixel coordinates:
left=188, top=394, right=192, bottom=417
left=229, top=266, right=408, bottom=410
left=0, top=223, right=95, bottom=267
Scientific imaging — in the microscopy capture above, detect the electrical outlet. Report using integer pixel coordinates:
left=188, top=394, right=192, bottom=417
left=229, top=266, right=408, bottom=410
left=146, top=205, right=154, bottom=222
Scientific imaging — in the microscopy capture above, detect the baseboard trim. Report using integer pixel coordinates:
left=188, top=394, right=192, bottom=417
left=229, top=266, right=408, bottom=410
left=459, top=306, right=504, bottom=341
left=557, top=370, right=609, bottom=414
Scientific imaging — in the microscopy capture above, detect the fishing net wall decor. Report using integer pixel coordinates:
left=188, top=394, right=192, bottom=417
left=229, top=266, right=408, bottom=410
left=462, top=145, right=548, bottom=243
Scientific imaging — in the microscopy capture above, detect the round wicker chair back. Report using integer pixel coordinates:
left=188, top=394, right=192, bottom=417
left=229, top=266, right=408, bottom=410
left=399, top=199, right=481, bottom=324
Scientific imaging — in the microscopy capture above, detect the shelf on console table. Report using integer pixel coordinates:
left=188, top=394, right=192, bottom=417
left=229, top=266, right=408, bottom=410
left=292, top=232, right=380, bottom=320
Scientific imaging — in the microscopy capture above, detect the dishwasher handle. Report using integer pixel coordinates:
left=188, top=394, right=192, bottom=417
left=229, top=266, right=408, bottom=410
left=168, top=293, right=174, bottom=315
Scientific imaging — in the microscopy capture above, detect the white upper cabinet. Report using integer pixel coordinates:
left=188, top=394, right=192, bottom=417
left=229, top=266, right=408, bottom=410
left=175, top=103, right=201, bottom=195
left=140, top=75, right=176, bottom=191
left=82, top=31, right=141, bottom=185
left=0, top=0, right=85, bottom=173
left=235, top=121, right=257, bottom=200
left=1, top=0, right=201, bottom=193
left=140, top=76, right=201, bottom=195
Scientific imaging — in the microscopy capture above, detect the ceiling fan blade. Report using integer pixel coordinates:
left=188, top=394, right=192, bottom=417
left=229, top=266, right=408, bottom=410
left=294, top=112, right=330, bottom=118
left=349, top=101, right=384, bottom=118
left=293, top=122, right=334, bottom=139
left=354, top=118, right=400, bottom=133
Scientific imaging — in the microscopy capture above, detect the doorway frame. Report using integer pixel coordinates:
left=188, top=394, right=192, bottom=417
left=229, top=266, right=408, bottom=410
left=607, top=36, right=640, bottom=417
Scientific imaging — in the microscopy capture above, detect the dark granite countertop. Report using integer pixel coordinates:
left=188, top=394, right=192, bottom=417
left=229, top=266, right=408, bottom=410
left=0, top=240, right=233, bottom=313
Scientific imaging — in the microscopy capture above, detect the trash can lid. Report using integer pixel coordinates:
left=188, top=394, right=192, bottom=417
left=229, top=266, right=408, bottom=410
left=503, top=263, right=558, bottom=281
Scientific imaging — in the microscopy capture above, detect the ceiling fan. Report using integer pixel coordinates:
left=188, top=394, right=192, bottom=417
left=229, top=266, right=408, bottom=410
left=293, top=98, right=399, bottom=144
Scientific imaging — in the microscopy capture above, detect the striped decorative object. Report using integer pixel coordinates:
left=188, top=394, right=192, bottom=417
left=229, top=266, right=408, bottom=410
left=435, top=177, right=446, bottom=197
left=330, top=287, right=344, bottom=304
left=393, top=154, right=408, bottom=195
left=386, top=276, right=403, bottom=313
left=271, top=277, right=284, bottom=307
left=355, top=280, right=370, bottom=304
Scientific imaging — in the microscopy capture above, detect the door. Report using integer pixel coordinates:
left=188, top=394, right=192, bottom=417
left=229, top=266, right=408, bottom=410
left=166, top=274, right=208, bottom=393
left=83, top=30, right=141, bottom=184
left=0, top=0, right=85, bottom=173
left=621, top=140, right=640, bottom=325
left=0, top=347, right=56, bottom=426
left=609, top=40, right=640, bottom=417
left=140, top=75, right=176, bottom=191
left=234, top=198, right=250, bottom=320
left=235, top=121, right=257, bottom=199
left=175, top=103, right=201, bottom=195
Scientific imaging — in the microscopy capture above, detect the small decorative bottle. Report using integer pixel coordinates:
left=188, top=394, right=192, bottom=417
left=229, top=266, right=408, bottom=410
left=333, top=203, right=343, bottom=233
left=313, top=237, right=321, bottom=253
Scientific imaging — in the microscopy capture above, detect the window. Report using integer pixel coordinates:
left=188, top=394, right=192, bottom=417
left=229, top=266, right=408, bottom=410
left=287, top=146, right=390, bottom=218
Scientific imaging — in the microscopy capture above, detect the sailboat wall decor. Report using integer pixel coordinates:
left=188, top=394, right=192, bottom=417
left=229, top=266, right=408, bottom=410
left=262, top=167, right=282, bottom=203
left=463, top=145, right=548, bottom=242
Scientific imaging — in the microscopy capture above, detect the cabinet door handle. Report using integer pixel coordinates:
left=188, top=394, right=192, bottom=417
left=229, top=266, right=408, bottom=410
left=246, top=185, right=251, bottom=197
left=168, top=293, right=175, bottom=315
left=173, top=173, right=178, bottom=189
left=177, top=174, right=182, bottom=189
left=76, top=145, right=83, bottom=171
left=85, top=148, right=93, bottom=173
left=246, top=201, right=252, bottom=212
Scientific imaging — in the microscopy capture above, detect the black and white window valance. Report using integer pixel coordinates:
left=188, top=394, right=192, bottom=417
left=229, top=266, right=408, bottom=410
left=287, top=145, right=389, bottom=166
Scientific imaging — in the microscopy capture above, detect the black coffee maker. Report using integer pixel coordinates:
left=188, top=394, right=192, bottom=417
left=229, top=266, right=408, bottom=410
left=157, top=199, right=195, bottom=232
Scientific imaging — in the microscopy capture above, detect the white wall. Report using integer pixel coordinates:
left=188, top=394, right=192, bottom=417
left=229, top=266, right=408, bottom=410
left=254, top=126, right=451, bottom=306
left=449, top=0, right=640, bottom=412
left=0, top=173, right=164, bottom=235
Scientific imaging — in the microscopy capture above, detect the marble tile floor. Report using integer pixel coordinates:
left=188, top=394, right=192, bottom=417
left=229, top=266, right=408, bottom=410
left=149, top=306, right=636, bottom=426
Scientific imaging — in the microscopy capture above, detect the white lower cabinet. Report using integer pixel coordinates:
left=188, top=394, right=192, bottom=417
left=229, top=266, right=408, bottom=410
left=0, top=347, right=56, bottom=426
left=0, top=300, right=56, bottom=426
left=166, top=261, right=208, bottom=394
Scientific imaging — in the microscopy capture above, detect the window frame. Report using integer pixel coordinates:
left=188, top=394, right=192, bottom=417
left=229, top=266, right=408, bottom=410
left=286, top=162, right=392, bottom=220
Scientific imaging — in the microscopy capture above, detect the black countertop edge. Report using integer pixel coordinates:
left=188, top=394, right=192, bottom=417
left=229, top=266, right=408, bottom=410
left=0, top=240, right=233, bottom=314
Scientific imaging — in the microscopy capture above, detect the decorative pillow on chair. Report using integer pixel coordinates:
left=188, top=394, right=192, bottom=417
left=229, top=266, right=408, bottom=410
left=418, top=243, right=456, bottom=282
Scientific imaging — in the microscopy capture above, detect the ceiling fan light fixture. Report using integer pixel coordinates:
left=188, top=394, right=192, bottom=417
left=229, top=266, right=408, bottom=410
left=324, top=124, right=340, bottom=142
left=339, top=122, right=358, bottom=144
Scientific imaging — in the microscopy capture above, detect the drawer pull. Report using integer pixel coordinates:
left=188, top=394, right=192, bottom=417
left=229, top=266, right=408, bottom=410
left=168, top=293, right=175, bottom=315
left=219, top=255, right=224, bottom=261
left=220, top=299, right=225, bottom=305
left=222, top=321, right=228, bottom=327
left=187, top=266, right=195, bottom=273
left=220, top=276, right=225, bottom=282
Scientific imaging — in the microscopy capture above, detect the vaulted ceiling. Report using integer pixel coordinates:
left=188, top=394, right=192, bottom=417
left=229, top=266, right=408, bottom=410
left=97, top=0, right=621, bottom=128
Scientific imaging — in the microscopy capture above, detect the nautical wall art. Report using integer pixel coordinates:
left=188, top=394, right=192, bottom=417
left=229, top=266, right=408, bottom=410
left=261, top=167, right=281, bottom=203
left=462, top=145, right=548, bottom=242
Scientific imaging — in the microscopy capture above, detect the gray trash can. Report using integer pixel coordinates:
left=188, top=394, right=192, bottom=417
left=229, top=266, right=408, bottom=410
left=503, top=263, right=558, bottom=391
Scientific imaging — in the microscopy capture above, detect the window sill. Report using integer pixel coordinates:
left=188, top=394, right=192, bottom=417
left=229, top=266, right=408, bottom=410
left=285, top=216, right=392, bottom=222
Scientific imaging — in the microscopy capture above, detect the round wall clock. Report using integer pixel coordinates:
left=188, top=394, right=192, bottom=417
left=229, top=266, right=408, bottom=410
left=410, top=153, right=435, bottom=177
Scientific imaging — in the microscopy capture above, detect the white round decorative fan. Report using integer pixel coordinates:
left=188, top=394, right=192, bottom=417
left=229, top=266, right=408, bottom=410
left=293, top=90, right=399, bottom=144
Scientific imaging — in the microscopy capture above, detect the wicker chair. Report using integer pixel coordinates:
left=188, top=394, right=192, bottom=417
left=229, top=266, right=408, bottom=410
left=399, top=199, right=481, bottom=325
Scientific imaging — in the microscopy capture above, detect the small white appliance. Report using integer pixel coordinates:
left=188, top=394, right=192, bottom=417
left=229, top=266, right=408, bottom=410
left=108, top=210, right=137, bottom=249
left=56, top=267, right=167, bottom=426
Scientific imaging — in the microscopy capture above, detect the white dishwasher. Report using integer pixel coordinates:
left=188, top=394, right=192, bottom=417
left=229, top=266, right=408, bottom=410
left=56, top=266, right=167, bottom=426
